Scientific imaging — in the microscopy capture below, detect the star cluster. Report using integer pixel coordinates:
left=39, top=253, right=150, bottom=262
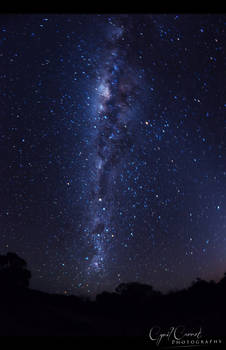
left=0, top=14, right=226, bottom=296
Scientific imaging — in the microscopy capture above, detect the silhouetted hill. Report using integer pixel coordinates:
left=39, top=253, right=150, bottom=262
left=0, top=252, right=226, bottom=338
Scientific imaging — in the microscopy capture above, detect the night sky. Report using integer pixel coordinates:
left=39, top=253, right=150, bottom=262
left=1, top=13, right=226, bottom=297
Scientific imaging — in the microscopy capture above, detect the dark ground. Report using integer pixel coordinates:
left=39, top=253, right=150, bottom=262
left=0, top=276, right=226, bottom=341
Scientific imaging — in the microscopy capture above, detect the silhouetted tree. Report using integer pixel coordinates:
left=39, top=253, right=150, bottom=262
left=218, top=272, right=226, bottom=289
left=188, top=277, right=216, bottom=294
left=115, top=282, right=156, bottom=301
left=96, top=291, right=120, bottom=311
left=0, top=252, right=31, bottom=290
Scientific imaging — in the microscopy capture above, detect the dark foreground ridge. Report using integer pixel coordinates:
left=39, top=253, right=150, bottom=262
left=0, top=252, right=226, bottom=338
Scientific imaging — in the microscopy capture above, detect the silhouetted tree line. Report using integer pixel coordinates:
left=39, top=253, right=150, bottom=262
left=0, top=251, right=226, bottom=337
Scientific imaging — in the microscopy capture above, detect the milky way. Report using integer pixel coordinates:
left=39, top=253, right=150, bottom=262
left=85, top=20, right=141, bottom=275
